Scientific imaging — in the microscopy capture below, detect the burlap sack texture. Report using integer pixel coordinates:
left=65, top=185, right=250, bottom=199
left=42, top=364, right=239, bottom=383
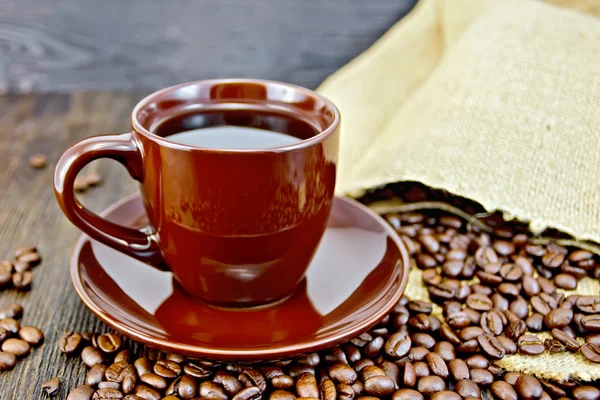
left=317, top=0, right=600, bottom=383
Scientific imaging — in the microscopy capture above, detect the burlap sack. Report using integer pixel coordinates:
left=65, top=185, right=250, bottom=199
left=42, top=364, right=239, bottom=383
left=317, top=0, right=600, bottom=382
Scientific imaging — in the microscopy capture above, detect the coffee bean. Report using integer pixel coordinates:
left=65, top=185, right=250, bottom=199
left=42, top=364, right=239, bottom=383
left=530, top=296, right=552, bottom=315
left=475, top=246, right=499, bottom=267
left=580, top=343, right=600, bottom=363
left=181, top=361, right=211, bottom=379
left=471, top=283, right=493, bottom=296
left=495, top=336, right=517, bottom=355
left=407, top=347, right=428, bottom=362
left=459, top=326, right=484, bottom=341
left=492, top=293, right=509, bottom=311
left=416, top=376, right=445, bottom=396
left=517, top=335, right=545, bottom=355
left=364, top=376, right=395, bottom=396
left=81, top=346, right=105, bottom=368
left=470, top=368, right=493, bottom=386
left=522, top=276, right=540, bottom=297
left=139, top=373, right=166, bottom=390
left=433, top=341, right=455, bottom=361
left=582, top=315, right=600, bottom=332
left=83, top=364, right=106, bottom=386
left=402, top=361, right=416, bottom=387
left=295, top=372, right=318, bottom=398
left=243, top=369, right=267, bottom=393
left=447, top=312, right=470, bottom=329
left=98, top=382, right=120, bottom=390
left=465, top=354, right=489, bottom=369
left=114, top=350, right=131, bottom=364
left=411, top=333, right=436, bottom=349
left=2, top=338, right=30, bottom=357
left=515, top=375, right=543, bottom=400
left=455, top=379, right=481, bottom=398
left=17, top=326, right=43, bottom=346
left=572, top=386, right=600, bottom=400
left=0, top=303, right=23, bottom=319
left=499, top=263, right=522, bottom=281
left=12, top=270, right=32, bottom=289
left=354, top=359, right=375, bottom=372
left=481, top=311, right=504, bottom=335
left=199, top=381, right=228, bottom=400
left=526, top=313, right=544, bottom=332
left=328, top=362, right=357, bottom=384
left=476, top=270, right=503, bottom=286
left=447, top=359, right=469, bottom=381
left=324, top=347, right=348, bottom=365
left=379, top=361, right=399, bottom=389
left=96, top=333, right=123, bottom=354
left=0, top=351, right=17, bottom=371
left=508, top=297, right=528, bottom=319
left=363, top=336, right=384, bottom=357
left=430, top=391, right=461, bottom=400
left=576, top=296, right=600, bottom=314
left=60, top=331, right=83, bottom=355
left=67, top=385, right=95, bottom=400
left=132, top=384, right=161, bottom=400
left=552, top=273, right=577, bottom=290
left=475, top=334, right=505, bottom=360
left=498, top=283, right=520, bottom=298
left=407, top=300, right=432, bottom=314
left=154, top=359, right=181, bottom=379
left=542, top=251, right=565, bottom=269
left=418, top=235, right=439, bottom=254
left=491, top=381, right=518, bottom=400
left=233, top=386, right=262, bottom=400
left=392, top=389, right=423, bottom=400
left=416, top=254, right=437, bottom=269
left=424, top=352, right=448, bottom=378
left=550, top=328, right=580, bottom=352
left=439, top=324, right=461, bottom=346
left=93, top=388, right=124, bottom=399
left=544, top=307, right=573, bottom=329
left=493, top=240, right=515, bottom=256
left=413, top=362, right=429, bottom=378
left=456, top=339, right=479, bottom=354
left=540, top=380, right=567, bottom=397
left=166, top=375, right=197, bottom=399
left=561, top=262, right=588, bottom=279
left=269, top=390, right=296, bottom=400
left=441, top=260, right=463, bottom=277
left=336, top=383, right=354, bottom=400
left=586, top=334, right=600, bottom=346
left=466, top=293, right=493, bottom=311
left=537, top=277, right=557, bottom=295
left=408, top=314, right=430, bottom=331
left=42, top=377, right=60, bottom=396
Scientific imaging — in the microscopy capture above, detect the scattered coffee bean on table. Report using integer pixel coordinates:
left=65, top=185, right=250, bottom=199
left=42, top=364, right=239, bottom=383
left=29, top=153, right=47, bottom=169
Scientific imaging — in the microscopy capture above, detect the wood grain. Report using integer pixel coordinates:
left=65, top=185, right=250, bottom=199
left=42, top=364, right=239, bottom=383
left=0, top=91, right=150, bottom=398
left=0, top=0, right=417, bottom=93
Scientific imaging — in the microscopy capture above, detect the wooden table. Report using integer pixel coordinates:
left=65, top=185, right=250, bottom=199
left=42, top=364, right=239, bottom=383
left=0, top=91, right=163, bottom=398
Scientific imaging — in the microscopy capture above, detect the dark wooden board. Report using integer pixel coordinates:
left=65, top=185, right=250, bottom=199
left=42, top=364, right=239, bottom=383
left=0, top=0, right=417, bottom=93
left=0, top=91, right=155, bottom=398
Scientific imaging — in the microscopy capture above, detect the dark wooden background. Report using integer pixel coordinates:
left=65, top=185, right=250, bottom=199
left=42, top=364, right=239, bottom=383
left=0, top=1, right=417, bottom=398
left=0, top=0, right=417, bottom=94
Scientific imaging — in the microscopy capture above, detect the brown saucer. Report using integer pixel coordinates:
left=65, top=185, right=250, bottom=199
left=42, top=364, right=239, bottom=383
left=71, top=194, right=409, bottom=361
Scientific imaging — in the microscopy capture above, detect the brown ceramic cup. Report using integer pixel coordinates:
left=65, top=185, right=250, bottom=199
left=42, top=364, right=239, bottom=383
left=54, top=79, right=340, bottom=308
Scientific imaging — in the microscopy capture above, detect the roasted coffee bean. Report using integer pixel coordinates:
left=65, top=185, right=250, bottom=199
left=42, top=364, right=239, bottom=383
left=87, top=364, right=108, bottom=386
left=417, top=254, right=437, bottom=269
left=491, top=381, right=518, bottom=400
left=243, top=369, right=267, bottom=392
left=354, top=359, right=375, bottom=372
left=572, top=386, right=600, bottom=400
left=106, top=361, right=134, bottom=383
left=493, top=240, right=515, bottom=256
left=498, top=283, right=520, bottom=298
left=402, top=361, right=416, bottom=387
left=413, top=362, right=429, bottom=378
left=481, top=311, right=504, bottom=335
left=289, top=365, right=315, bottom=378
left=522, top=275, right=540, bottom=298
left=422, top=270, right=442, bottom=287
left=96, top=333, right=122, bottom=354
left=428, top=315, right=441, bottom=332
left=518, top=335, right=545, bottom=355
left=67, top=385, right=95, bottom=400
left=324, top=347, right=348, bottom=365
left=411, top=333, right=435, bottom=349
left=328, top=362, right=357, bottom=384
left=580, top=343, right=600, bottom=363
left=492, top=293, right=509, bottom=311
left=154, top=359, right=181, bottom=379
left=476, top=271, right=502, bottom=286
left=446, top=312, right=470, bottom=329
left=561, top=263, right=587, bottom=279
left=499, top=263, right=522, bottom=281
left=0, top=326, right=9, bottom=342
left=407, top=300, right=432, bottom=314
left=379, top=361, right=399, bottom=389
left=12, top=270, right=32, bottom=289
left=526, top=313, right=544, bottom=332
left=363, top=336, right=384, bottom=357
left=133, top=358, right=152, bottom=377
left=540, top=380, right=566, bottom=397
left=471, top=284, right=493, bottom=296
left=0, top=351, right=17, bottom=371
left=465, top=354, right=489, bottom=369
left=586, top=334, right=600, bottom=346
left=439, top=324, right=461, bottom=346
left=455, top=379, right=481, bottom=398
left=576, top=296, right=600, bottom=314
left=408, top=314, right=430, bottom=331
left=166, top=375, right=197, bottom=399
left=430, top=391, right=461, bottom=400
left=98, top=382, right=120, bottom=390
left=530, top=295, right=552, bottom=315
left=93, top=388, right=124, bottom=399
left=360, top=365, right=386, bottom=382
left=0, top=303, right=23, bottom=319
left=503, top=372, right=522, bottom=385
left=448, top=359, right=469, bottom=381
left=384, top=332, right=411, bottom=358
left=416, top=376, right=445, bottom=396
left=132, top=384, right=161, bottom=400
left=408, top=346, right=429, bottom=361
left=199, top=381, right=228, bottom=400
left=552, top=273, right=577, bottom=290
left=433, top=341, right=455, bottom=361
left=113, top=350, right=131, bottom=363
left=428, top=283, right=456, bottom=301
left=364, top=376, right=395, bottom=396
left=475, top=246, right=499, bottom=267
left=42, top=377, right=60, bottom=396
left=81, top=346, right=105, bottom=368
left=545, top=338, right=566, bottom=353
left=456, top=339, right=479, bottom=354
left=549, top=328, right=579, bottom=352
left=181, top=361, right=211, bottom=379
left=270, top=390, right=297, bottom=400
left=18, top=325, right=43, bottom=346
left=2, top=338, right=30, bottom=357
left=544, top=307, right=573, bottom=329
left=470, top=368, right=493, bottom=386
left=392, top=389, right=423, bottom=400
left=29, top=153, right=47, bottom=169
left=336, top=383, right=354, bottom=400
left=233, top=386, right=262, bottom=400
left=425, top=352, right=448, bottom=378
left=60, top=331, right=83, bottom=355
left=122, top=375, right=136, bottom=395
left=459, top=326, right=484, bottom=341
left=515, top=375, right=543, bottom=400
left=418, top=234, right=439, bottom=254
left=296, top=372, right=318, bottom=398
left=466, top=294, right=493, bottom=311
left=508, top=297, right=529, bottom=319
left=582, top=315, right=600, bottom=332
left=139, top=373, right=167, bottom=390
left=442, top=260, right=463, bottom=277
left=497, top=336, right=517, bottom=355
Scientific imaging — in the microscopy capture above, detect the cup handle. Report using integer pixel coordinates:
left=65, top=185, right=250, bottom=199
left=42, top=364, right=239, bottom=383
left=54, top=132, right=164, bottom=267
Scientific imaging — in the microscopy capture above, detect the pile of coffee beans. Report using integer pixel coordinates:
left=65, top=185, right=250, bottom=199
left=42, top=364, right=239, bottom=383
left=52, top=209, right=600, bottom=400
left=0, top=246, right=42, bottom=291
left=0, top=301, right=44, bottom=372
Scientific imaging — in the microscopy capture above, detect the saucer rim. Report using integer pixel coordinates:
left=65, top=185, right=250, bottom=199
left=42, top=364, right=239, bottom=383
left=70, top=193, right=410, bottom=360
